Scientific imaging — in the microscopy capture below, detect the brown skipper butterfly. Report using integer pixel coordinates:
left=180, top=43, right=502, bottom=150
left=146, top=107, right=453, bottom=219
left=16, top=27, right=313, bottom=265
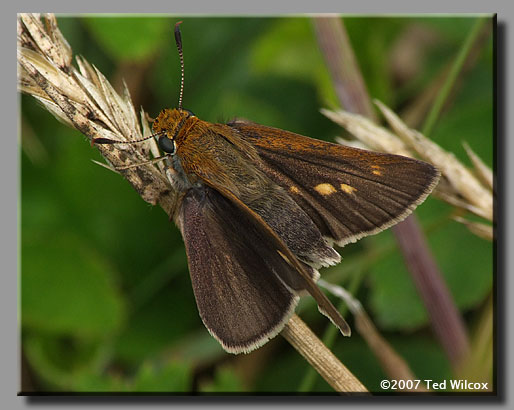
left=94, top=22, right=439, bottom=354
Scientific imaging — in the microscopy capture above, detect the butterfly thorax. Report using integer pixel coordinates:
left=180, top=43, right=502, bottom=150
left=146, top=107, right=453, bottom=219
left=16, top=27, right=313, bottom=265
left=153, top=109, right=269, bottom=201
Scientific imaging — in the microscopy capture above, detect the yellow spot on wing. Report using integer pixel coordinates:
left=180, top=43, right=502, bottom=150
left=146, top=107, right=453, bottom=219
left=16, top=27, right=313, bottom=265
left=371, top=165, right=382, bottom=176
left=314, top=183, right=337, bottom=196
left=289, top=185, right=300, bottom=194
left=340, top=183, right=357, bottom=194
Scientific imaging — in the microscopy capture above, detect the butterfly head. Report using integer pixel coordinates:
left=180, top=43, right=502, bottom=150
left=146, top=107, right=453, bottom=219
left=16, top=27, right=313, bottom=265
left=152, top=108, right=196, bottom=154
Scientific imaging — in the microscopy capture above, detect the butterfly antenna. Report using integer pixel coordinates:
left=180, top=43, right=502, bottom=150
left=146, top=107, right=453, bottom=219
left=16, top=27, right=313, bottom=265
left=91, top=132, right=164, bottom=147
left=174, top=21, right=185, bottom=111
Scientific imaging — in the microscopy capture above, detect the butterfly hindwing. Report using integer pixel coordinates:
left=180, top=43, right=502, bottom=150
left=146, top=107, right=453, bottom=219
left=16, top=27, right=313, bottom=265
left=178, top=185, right=300, bottom=354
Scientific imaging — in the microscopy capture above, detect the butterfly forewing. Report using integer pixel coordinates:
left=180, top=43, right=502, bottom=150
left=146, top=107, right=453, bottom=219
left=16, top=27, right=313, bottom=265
left=230, top=122, right=440, bottom=247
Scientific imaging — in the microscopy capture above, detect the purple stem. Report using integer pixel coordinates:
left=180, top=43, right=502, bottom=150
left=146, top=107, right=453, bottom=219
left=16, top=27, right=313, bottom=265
left=313, top=16, right=470, bottom=369
left=313, top=17, right=376, bottom=120
left=393, top=219, right=470, bottom=365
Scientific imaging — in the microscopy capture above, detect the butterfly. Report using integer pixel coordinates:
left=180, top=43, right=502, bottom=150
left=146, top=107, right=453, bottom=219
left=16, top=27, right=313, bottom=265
left=94, top=22, right=440, bottom=354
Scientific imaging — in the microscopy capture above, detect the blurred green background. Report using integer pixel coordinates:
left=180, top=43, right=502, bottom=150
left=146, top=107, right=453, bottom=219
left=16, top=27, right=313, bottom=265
left=20, top=15, right=493, bottom=393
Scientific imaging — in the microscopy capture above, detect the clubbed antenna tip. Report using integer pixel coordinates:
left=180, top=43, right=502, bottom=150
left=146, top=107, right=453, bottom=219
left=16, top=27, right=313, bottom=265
left=174, top=21, right=185, bottom=111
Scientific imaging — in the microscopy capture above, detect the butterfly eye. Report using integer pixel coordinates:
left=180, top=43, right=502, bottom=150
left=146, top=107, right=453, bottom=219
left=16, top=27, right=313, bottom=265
left=183, top=109, right=195, bottom=117
left=158, top=136, right=176, bottom=154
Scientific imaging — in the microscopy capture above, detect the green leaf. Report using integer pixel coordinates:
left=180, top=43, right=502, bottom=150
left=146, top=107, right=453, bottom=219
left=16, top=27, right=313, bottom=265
left=113, top=277, right=200, bottom=365
left=199, top=366, right=244, bottom=393
left=84, top=17, right=170, bottom=62
left=72, top=372, right=128, bottom=392
left=23, top=333, right=112, bottom=391
left=22, top=232, right=125, bottom=337
left=250, top=18, right=339, bottom=108
left=368, top=219, right=492, bottom=330
left=131, top=361, right=192, bottom=392
left=344, top=17, right=404, bottom=104
left=251, top=18, right=316, bottom=80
